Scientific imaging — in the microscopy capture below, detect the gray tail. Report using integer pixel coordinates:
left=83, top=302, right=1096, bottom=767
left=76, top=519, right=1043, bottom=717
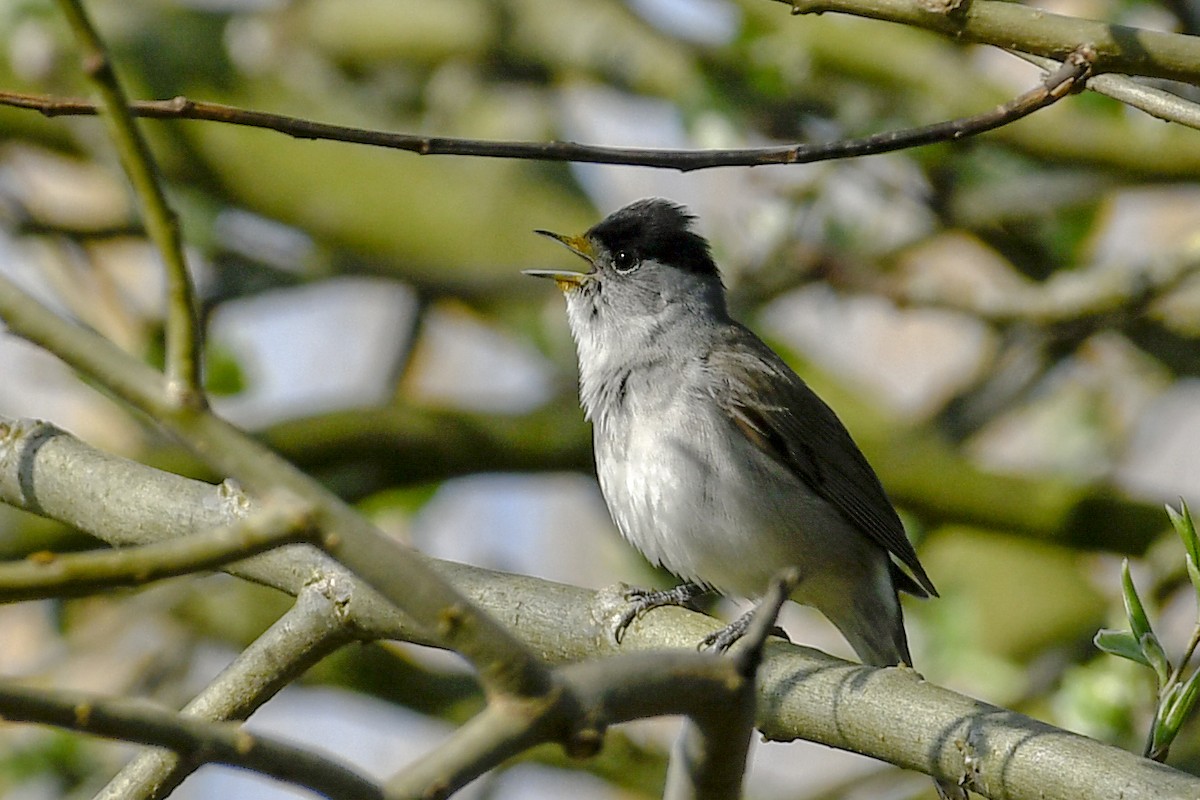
left=833, top=584, right=912, bottom=668
left=830, top=583, right=970, bottom=797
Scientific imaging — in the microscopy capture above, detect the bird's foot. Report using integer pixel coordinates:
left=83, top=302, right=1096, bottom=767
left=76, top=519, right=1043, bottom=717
left=698, top=607, right=791, bottom=653
left=613, top=582, right=708, bottom=643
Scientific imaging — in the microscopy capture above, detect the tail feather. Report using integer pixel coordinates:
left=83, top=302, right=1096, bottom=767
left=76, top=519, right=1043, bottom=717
left=823, top=571, right=969, bottom=798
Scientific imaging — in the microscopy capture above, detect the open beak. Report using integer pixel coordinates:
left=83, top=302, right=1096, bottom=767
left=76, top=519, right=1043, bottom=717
left=524, top=230, right=595, bottom=291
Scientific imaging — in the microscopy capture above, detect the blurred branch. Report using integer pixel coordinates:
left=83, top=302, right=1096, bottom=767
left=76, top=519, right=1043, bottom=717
left=258, top=405, right=591, bottom=493
left=0, top=682, right=384, bottom=800
left=385, top=692, right=558, bottom=798
left=0, top=414, right=1196, bottom=798
left=53, top=0, right=203, bottom=406
left=887, top=252, right=1200, bottom=327
left=0, top=54, right=1089, bottom=171
left=0, top=501, right=315, bottom=602
left=97, top=582, right=358, bottom=800
left=777, top=0, right=1200, bottom=85
left=251, top=394, right=1163, bottom=552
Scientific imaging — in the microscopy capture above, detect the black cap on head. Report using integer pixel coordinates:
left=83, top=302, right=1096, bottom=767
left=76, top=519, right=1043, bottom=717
left=588, top=198, right=719, bottom=279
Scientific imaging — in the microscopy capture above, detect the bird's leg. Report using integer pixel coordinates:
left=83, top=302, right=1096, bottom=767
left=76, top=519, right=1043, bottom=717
left=699, top=605, right=792, bottom=652
left=614, top=581, right=709, bottom=643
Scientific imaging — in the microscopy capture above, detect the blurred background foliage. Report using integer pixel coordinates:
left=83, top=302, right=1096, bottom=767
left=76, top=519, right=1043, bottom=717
left=2, top=0, right=1200, bottom=797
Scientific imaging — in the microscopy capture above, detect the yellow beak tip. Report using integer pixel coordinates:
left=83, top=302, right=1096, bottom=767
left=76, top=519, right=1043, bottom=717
left=533, top=229, right=596, bottom=262
left=522, top=269, right=588, bottom=292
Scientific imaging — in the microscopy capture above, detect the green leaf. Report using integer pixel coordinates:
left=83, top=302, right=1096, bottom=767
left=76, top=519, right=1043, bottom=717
left=1140, top=631, right=1172, bottom=686
left=1162, top=668, right=1200, bottom=735
left=1169, top=501, right=1200, bottom=605
left=1149, top=675, right=1199, bottom=762
left=1188, top=559, right=1200, bottom=602
left=1094, top=628, right=1150, bottom=666
left=1166, top=500, right=1200, bottom=568
left=1121, top=559, right=1154, bottom=644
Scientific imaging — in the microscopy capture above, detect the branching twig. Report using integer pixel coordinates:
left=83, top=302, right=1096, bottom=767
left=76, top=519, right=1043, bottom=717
left=779, top=0, right=1200, bottom=85
left=96, top=581, right=358, bottom=800
left=0, top=268, right=557, bottom=704
left=665, top=570, right=799, bottom=800
left=0, top=53, right=1090, bottom=172
left=1017, top=52, right=1200, bottom=131
left=53, top=0, right=203, bottom=407
left=0, top=415, right=1198, bottom=798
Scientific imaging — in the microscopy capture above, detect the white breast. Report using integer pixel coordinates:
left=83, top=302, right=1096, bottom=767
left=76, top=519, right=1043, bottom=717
left=589, top=359, right=850, bottom=598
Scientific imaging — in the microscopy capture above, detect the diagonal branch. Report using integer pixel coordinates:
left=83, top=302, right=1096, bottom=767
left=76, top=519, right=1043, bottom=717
left=1016, top=52, right=1200, bottom=131
left=53, top=0, right=203, bottom=407
left=0, top=52, right=1090, bottom=172
left=96, top=581, right=359, bottom=800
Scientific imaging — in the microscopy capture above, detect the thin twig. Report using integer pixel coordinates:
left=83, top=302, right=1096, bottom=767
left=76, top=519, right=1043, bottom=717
left=0, top=682, right=384, bottom=800
left=0, top=53, right=1090, bottom=172
left=1017, top=52, right=1200, bottom=131
left=664, top=572, right=797, bottom=800
left=95, top=581, right=358, bottom=800
left=53, top=0, right=204, bottom=407
left=730, top=568, right=801, bottom=677
left=0, top=501, right=315, bottom=602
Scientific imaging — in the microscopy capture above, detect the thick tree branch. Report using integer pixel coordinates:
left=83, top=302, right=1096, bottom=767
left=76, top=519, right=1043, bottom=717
left=0, top=54, right=1089, bottom=172
left=777, top=0, right=1200, bottom=85
left=0, top=414, right=1197, bottom=799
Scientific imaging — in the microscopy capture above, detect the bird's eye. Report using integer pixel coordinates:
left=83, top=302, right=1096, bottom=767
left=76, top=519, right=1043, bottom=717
left=612, top=249, right=639, bottom=274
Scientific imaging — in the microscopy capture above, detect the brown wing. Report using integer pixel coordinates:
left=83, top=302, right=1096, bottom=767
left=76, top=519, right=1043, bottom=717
left=705, top=325, right=937, bottom=598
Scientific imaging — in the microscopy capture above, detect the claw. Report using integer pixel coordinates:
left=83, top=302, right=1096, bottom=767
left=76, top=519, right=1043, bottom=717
left=698, top=613, right=791, bottom=653
left=611, top=582, right=709, bottom=644
left=698, top=611, right=752, bottom=652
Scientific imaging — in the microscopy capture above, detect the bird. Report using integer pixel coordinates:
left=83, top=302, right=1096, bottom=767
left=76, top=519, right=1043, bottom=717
left=526, top=198, right=963, bottom=799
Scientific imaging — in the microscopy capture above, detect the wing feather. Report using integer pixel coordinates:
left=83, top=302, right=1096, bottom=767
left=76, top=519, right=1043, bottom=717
left=705, top=326, right=937, bottom=598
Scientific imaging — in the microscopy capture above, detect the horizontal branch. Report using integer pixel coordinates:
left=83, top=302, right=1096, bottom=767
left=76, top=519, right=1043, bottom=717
left=248, top=397, right=1164, bottom=554
left=0, top=502, right=315, bottom=602
left=0, top=55, right=1087, bottom=172
left=0, top=414, right=1197, bottom=798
